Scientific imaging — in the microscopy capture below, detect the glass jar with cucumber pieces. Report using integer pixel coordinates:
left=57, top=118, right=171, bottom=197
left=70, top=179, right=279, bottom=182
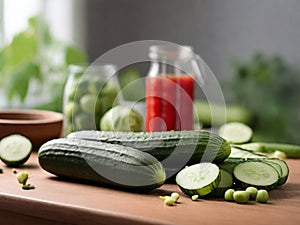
left=63, top=64, right=120, bottom=136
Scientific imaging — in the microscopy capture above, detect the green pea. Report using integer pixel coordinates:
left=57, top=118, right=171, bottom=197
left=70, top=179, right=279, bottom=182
left=245, top=186, right=258, bottom=200
left=256, top=190, right=269, bottom=203
left=80, top=94, right=98, bottom=114
left=224, top=189, right=235, bottom=201
left=233, top=191, right=250, bottom=204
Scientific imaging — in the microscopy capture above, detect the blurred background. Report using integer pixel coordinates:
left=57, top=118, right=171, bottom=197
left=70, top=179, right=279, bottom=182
left=1, top=0, right=299, bottom=143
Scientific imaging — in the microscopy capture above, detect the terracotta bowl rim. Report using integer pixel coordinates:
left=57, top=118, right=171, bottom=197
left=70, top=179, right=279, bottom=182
left=0, top=109, right=63, bottom=125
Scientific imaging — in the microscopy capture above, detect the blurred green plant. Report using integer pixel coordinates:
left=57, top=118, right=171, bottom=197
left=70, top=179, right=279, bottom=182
left=226, top=52, right=300, bottom=144
left=0, top=16, right=87, bottom=112
left=118, top=67, right=145, bottom=101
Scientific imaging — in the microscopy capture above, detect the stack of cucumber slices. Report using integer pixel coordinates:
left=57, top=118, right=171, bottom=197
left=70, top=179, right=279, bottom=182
left=176, top=122, right=293, bottom=202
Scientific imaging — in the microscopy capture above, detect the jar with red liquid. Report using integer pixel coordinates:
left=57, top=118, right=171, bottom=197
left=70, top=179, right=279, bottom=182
left=145, top=45, right=204, bottom=132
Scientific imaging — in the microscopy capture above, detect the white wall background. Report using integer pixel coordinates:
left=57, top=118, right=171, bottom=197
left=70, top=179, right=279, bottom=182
left=2, top=0, right=86, bottom=48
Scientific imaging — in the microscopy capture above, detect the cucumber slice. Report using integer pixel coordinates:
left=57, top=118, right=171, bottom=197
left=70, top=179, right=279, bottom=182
left=218, top=158, right=245, bottom=175
left=176, top=163, right=220, bottom=197
left=264, top=161, right=282, bottom=181
left=266, top=158, right=289, bottom=185
left=0, top=134, right=32, bottom=167
left=233, top=161, right=279, bottom=190
left=210, top=169, right=233, bottom=197
left=229, top=146, right=267, bottom=158
left=218, top=122, right=253, bottom=144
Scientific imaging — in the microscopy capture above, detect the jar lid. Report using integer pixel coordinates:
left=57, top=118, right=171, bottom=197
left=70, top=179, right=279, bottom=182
left=68, top=64, right=117, bottom=75
left=148, top=45, right=194, bottom=60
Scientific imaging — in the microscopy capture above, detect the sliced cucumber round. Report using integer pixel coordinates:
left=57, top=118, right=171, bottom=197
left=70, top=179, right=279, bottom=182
left=266, top=158, right=289, bottom=185
left=176, top=162, right=220, bottom=197
left=210, top=169, right=233, bottom=197
left=0, top=134, right=32, bottom=167
left=233, top=161, right=279, bottom=190
left=218, top=122, right=253, bottom=144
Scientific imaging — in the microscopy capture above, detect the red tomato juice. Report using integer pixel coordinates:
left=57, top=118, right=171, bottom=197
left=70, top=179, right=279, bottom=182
left=145, top=75, right=194, bottom=132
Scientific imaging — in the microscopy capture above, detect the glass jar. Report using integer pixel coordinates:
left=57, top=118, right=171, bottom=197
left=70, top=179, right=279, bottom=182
left=145, top=45, right=204, bottom=132
left=63, top=64, right=119, bottom=136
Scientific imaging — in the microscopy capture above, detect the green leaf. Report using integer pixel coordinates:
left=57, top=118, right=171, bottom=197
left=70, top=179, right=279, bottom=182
left=65, top=45, right=87, bottom=65
left=9, top=31, right=38, bottom=65
left=7, top=63, right=40, bottom=102
left=28, top=16, right=53, bottom=45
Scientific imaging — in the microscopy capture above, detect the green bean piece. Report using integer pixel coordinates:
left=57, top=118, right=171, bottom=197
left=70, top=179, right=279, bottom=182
left=159, top=195, right=169, bottom=200
left=21, top=184, right=35, bottom=190
left=164, top=196, right=176, bottom=206
left=171, top=192, right=180, bottom=202
left=191, top=195, right=199, bottom=201
left=16, top=171, right=29, bottom=185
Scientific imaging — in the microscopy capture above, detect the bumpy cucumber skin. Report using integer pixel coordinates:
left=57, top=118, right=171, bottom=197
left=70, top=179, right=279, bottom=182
left=67, top=130, right=231, bottom=165
left=38, top=138, right=166, bottom=192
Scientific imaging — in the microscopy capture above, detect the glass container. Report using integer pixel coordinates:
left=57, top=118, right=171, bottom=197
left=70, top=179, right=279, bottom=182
left=145, top=45, right=204, bottom=132
left=63, top=64, right=119, bottom=136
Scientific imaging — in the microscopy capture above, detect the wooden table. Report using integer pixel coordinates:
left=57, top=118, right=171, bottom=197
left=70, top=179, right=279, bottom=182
left=0, top=152, right=299, bottom=225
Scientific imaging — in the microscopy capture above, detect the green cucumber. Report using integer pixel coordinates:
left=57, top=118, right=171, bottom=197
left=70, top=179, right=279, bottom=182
left=218, top=122, right=253, bottom=144
left=233, top=161, right=279, bottom=190
left=239, top=142, right=300, bottom=158
left=176, top=162, right=220, bottom=196
left=67, top=130, right=231, bottom=164
left=38, top=138, right=166, bottom=192
left=0, top=134, right=32, bottom=167
left=210, top=169, right=233, bottom=197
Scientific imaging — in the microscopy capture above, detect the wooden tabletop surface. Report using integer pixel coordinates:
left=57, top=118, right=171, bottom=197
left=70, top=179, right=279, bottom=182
left=0, top=152, right=299, bottom=225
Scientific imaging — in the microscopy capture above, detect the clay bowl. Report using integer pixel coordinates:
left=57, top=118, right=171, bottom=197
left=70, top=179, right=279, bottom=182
left=0, top=109, right=63, bottom=150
